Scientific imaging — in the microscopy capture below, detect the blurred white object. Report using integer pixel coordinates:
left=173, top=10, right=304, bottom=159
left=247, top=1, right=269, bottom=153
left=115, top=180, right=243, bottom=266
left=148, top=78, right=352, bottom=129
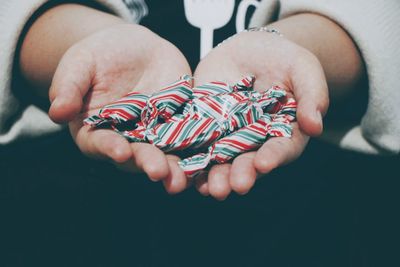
left=184, top=0, right=235, bottom=59
left=236, top=0, right=260, bottom=32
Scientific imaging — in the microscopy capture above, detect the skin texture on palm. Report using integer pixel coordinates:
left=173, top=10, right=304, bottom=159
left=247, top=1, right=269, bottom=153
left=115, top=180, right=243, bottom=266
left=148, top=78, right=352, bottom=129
left=19, top=4, right=192, bottom=187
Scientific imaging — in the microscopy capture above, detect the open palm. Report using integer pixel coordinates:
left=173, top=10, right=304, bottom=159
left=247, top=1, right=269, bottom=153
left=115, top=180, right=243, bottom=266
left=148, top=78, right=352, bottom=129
left=48, top=24, right=192, bottom=183
left=191, top=31, right=329, bottom=200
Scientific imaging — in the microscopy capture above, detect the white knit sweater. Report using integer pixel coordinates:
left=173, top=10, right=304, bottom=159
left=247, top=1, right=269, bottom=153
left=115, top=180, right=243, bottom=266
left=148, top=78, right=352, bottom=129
left=1, top=0, right=399, bottom=155
left=0, top=0, right=137, bottom=144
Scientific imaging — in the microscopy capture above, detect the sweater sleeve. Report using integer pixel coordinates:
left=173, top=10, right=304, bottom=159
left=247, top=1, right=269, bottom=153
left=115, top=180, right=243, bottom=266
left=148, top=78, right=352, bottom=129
left=251, top=0, right=400, bottom=155
left=0, top=0, right=144, bottom=144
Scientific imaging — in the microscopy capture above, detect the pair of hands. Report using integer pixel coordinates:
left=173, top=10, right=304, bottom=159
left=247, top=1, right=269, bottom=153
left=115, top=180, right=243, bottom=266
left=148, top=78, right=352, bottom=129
left=48, top=24, right=329, bottom=200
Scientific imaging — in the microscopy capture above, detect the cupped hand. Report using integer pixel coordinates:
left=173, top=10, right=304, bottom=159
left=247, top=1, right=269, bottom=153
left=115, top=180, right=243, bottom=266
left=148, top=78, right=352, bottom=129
left=48, top=24, right=192, bottom=187
left=191, top=31, right=329, bottom=200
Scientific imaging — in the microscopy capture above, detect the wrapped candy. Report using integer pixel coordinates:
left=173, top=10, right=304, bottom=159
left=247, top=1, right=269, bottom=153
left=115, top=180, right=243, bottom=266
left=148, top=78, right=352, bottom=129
left=84, top=75, right=297, bottom=178
left=84, top=75, right=193, bottom=128
left=179, top=99, right=297, bottom=177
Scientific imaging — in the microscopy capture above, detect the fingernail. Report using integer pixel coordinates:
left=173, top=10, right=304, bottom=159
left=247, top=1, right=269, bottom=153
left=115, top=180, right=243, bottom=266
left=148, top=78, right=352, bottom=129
left=51, top=98, right=64, bottom=109
left=50, top=97, right=58, bottom=107
left=238, top=189, right=250, bottom=196
left=148, top=173, right=160, bottom=182
left=217, top=196, right=228, bottom=201
left=315, top=110, right=323, bottom=125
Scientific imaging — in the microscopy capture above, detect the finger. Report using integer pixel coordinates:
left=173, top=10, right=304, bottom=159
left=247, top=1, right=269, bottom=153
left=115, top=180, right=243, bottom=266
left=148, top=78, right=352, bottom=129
left=90, top=130, right=132, bottom=163
left=195, top=172, right=210, bottom=196
left=254, top=123, right=309, bottom=174
left=70, top=120, right=132, bottom=163
left=230, top=152, right=257, bottom=195
left=49, top=48, right=94, bottom=123
left=162, top=155, right=187, bottom=194
left=208, top=164, right=232, bottom=201
left=291, top=54, right=329, bottom=136
left=131, top=143, right=170, bottom=182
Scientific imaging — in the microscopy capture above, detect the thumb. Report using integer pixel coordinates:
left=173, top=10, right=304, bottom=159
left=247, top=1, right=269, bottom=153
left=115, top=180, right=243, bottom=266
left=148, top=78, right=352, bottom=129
left=49, top=49, right=94, bottom=123
left=291, top=55, right=329, bottom=137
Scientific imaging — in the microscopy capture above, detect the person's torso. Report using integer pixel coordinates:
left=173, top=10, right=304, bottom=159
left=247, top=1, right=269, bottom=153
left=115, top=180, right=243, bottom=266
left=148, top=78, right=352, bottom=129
left=139, top=0, right=260, bottom=69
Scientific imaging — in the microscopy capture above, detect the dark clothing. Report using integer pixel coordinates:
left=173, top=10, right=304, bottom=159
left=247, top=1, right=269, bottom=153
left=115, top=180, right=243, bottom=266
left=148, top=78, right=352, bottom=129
left=140, top=0, right=256, bottom=69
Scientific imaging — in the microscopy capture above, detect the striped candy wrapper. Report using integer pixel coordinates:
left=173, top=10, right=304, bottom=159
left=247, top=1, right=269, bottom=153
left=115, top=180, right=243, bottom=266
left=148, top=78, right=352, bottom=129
left=178, top=114, right=273, bottom=177
left=83, top=75, right=297, bottom=178
left=178, top=110, right=296, bottom=178
left=119, top=77, right=286, bottom=152
left=83, top=92, right=148, bottom=127
left=141, top=75, right=193, bottom=128
left=84, top=75, right=193, bottom=128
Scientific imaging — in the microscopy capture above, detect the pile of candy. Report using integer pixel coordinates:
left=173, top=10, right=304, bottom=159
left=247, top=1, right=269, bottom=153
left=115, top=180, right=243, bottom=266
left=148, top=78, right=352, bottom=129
left=84, top=75, right=296, bottom=177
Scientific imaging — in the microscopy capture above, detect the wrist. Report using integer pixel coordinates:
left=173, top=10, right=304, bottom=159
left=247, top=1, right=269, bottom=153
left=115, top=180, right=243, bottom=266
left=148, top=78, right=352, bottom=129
left=19, top=3, right=125, bottom=97
left=267, top=13, right=365, bottom=100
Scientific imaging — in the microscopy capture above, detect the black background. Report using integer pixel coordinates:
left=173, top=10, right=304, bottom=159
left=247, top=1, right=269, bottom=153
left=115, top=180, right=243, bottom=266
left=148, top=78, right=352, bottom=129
left=1, top=131, right=399, bottom=266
